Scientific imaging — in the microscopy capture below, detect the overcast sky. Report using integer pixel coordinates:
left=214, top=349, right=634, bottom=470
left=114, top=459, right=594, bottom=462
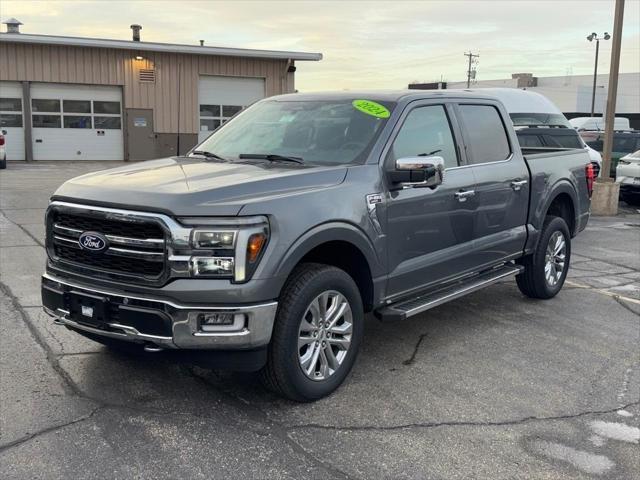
left=2, top=0, right=639, bottom=91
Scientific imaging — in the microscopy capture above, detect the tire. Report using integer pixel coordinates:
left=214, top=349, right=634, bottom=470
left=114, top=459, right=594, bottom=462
left=621, top=192, right=640, bottom=206
left=260, top=263, right=364, bottom=402
left=516, top=216, right=571, bottom=299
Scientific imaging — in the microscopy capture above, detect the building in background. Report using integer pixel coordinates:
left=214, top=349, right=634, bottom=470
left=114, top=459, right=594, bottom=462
left=409, top=72, right=640, bottom=129
left=0, top=19, right=321, bottom=162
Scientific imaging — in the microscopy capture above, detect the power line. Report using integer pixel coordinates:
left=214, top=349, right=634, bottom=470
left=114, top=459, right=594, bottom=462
left=464, top=52, right=480, bottom=88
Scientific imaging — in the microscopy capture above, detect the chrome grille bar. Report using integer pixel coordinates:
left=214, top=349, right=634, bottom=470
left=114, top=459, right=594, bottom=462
left=53, top=224, right=164, bottom=248
left=53, top=235, right=164, bottom=261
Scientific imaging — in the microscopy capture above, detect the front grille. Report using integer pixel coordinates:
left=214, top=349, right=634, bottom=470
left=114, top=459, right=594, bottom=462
left=55, top=212, right=163, bottom=238
left=53, top=244, right=164, bottom=276
left=48, top=207, right=167, bottom=282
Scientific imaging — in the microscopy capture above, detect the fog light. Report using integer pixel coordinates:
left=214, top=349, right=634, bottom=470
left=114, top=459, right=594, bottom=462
left=196, top=312, right=245, bottom=332
left=190, top=256, right=234, bottom=276
left=199, top=313, right=234, bottom=326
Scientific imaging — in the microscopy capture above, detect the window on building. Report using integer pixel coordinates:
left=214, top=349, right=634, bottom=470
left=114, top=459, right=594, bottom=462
left=458, top=105, right=511, bottom=164
left=63, top=116, right=92, bottom=128
left=388, top=105, right=459, bottom=169
left=63, top=100, right=91, bottom=113
left=94, top=116, right=121, bottom=129
left=93, top=101, right=121, bottom=115
left=0, top=114, right=23, bottom=128
left=32, top=114, right=61, bottom=128
left=199, top=104, right=245, bottom=134
left=0, top=98, right=22, bottom=111
left=32, top=99, right=61, bottom=112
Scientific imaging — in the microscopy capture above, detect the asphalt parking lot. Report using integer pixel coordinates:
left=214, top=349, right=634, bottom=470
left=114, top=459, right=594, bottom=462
left=1, top=161, right=639, bottom=479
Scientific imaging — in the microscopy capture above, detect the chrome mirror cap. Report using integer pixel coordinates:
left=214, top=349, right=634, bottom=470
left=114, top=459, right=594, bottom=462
left=395, top=155, right=445, bottom=187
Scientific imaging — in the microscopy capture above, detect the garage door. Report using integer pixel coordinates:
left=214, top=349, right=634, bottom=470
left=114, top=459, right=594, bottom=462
left=198, top=76, right=265, bottom=143
left=0, top=81, right=26, bottom=161
left=31, top=83, right=123, bottom=161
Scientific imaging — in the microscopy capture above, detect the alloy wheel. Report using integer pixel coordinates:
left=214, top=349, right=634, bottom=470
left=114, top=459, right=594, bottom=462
left=297, top=290, right=353, bottom=381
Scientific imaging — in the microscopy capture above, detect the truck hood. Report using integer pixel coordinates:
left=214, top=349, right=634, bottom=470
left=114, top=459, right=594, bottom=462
left=53, top=157, right=349, bottom=216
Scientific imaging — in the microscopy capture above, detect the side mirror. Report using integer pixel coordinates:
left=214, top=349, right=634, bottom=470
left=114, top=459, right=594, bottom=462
left=389, top=156, right=445, bottom=188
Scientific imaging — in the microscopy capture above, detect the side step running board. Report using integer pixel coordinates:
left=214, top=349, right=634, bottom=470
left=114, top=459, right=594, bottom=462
left=376, top=264, right=523, bottom=322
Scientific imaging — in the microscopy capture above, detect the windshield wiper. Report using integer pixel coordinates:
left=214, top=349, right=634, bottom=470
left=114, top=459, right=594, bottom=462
left=190, top=150, right=229, bottom=162
left=239, top=153, right=305, bottom=165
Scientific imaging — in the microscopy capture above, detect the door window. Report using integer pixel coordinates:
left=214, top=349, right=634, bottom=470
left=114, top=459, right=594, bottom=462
left=459, top=105, right=511, bottom=164
left=32, top=115, right=61, bottom=128
left=0, top=98, right=23, bottom=127
left=32, top=99, right=61, bottom=112
left=388, top=105, right=459, bottom=168
left=200, top=104, right=244, bottom=134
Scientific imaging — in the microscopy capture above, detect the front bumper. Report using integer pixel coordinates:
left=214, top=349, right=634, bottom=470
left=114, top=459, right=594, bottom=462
left=42, top=273, right=277, bottom=351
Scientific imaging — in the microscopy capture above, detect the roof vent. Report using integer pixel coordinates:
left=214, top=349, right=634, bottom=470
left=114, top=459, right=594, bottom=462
left=3, top=18, right=23, bottom=34
left=130, top=24, right=142, bottom=42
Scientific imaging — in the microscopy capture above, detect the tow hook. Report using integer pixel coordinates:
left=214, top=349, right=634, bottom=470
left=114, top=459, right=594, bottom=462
left=143, top=343, right=164, bottom=353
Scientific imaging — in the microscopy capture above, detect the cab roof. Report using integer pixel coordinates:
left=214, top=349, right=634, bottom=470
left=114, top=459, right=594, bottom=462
left=270, top=89, right=504, bottom=103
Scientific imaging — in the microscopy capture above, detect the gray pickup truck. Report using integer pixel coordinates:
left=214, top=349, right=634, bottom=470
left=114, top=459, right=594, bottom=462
left=42, top=90, right=593, bottom=401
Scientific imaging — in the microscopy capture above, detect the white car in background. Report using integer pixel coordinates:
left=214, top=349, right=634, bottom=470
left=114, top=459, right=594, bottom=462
left=570, top=116, right=631, bottom=132
left=0, top=129, right=6, bottom=169
left=616, top=149, right=640, bottom=206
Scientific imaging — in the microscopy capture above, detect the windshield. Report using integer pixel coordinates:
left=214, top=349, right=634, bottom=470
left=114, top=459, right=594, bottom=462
left=195, top=99, right=394, bottom=165
left=509, top=112, right=571, bottom=128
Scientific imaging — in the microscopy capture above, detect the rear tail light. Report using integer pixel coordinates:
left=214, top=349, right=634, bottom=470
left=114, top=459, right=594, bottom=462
left=585, top=163, right=596, bottom=198
left=0, top=135, right=4, bottom=146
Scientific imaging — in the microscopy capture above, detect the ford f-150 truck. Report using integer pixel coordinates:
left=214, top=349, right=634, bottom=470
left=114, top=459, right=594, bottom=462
left=42, top=90, right=593, bottom=401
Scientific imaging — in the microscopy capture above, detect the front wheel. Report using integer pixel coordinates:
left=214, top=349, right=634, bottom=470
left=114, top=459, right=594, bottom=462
left=260, top=263, right=363, bottom=402
left=516, top=216, right=571, bottom=299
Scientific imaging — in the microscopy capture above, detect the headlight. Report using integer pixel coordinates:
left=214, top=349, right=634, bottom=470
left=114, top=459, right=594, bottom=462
left=192, top=230, right=236, bottom=249
left=190, top=256, right=234, bottom=276
left=178, top=216, right=269, bottom=282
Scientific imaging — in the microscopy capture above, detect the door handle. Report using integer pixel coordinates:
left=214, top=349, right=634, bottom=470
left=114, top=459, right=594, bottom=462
left=455, top=190, right=475, bottom=202
left=511, top=180, right=528, bottom=191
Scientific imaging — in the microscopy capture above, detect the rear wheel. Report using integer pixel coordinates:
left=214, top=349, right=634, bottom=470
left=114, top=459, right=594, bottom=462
left=516, top=216, right=571, bottom=299
left=621, top=192, right=640, bottom=206
left=261, top=263, right=363, bottom=402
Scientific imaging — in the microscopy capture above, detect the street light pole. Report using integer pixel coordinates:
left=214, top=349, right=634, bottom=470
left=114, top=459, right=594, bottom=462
left=587, top=32, right=611, bottom=118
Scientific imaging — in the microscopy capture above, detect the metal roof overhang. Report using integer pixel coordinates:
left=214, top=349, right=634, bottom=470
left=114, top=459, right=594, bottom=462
left=0, top=33, right=323, bottom=61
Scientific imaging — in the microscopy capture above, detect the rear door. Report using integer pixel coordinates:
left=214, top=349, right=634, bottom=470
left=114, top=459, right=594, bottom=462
left=384, top=101, right=479, bottom=299
left=454, top=102, right=529, bottom=268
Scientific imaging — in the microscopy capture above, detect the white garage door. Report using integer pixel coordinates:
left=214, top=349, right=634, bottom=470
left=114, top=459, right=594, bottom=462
left=0, top=81, right=26, bottom=161
left=198, top=76, right=265, bottom=143
left=31, top=83, right=123, bottom=160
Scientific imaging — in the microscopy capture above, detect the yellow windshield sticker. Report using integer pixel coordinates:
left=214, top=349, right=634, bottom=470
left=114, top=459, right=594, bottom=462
left=352, top=100, right=390, bottom=119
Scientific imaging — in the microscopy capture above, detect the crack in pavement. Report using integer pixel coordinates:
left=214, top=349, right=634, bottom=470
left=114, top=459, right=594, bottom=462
left=0, top=210, right=45, bottom=248
left=0, top=406, right=104, bottom=453
left=185, top=367, right=356, bottom=480
left=402, top=332, right=428, bottom=366
left=284, top=401, right=640, bottom=433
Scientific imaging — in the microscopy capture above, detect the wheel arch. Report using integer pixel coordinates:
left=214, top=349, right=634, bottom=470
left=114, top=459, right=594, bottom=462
left=274, top=223, right=383, bottom=312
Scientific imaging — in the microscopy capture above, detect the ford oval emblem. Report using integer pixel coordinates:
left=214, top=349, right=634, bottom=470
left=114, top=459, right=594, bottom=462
left=78, top=231, right=109, bottom=253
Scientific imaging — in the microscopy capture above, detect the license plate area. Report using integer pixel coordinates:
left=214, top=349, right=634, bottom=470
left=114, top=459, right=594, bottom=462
left=67, top=290, right=109, bottom=328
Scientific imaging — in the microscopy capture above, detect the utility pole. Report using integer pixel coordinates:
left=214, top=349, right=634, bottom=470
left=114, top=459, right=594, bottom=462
left=601, top=0, right=624, bottom=183
left=586, top=32, right=610, bottom=117
left=591, top=0, right=625, bottom=217
left=464, top=52, right=479, bottom=88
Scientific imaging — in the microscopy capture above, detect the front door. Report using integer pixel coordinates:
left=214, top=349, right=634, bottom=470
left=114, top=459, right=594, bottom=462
left=455, top=103, right=529, bottom=268
left=126, top=108, right=155, bottom=161
left=384, top=103, right=479, bottom=300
